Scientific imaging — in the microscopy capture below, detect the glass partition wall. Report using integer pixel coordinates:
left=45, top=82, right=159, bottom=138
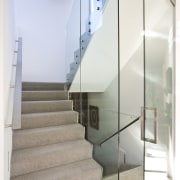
left=65, top=0, right=175, bottom=179
left=119, top=0, right=144, bottom=179
left=144, top=0, right=175, bottom=179
left=80, top=0, right=119, bottom=179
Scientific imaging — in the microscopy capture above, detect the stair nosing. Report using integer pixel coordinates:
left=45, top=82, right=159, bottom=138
left=22, top=90, right=68, bottom=93
left=22, top=100, right=72, bottom=103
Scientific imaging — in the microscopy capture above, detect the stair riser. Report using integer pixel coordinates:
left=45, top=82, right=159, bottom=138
left=11, top=142, right=93, bottom=177
left=22, top=83, right=66, bottom=91
left=22, top=101, right=73, bottom=114
left=22, top=91, right=69, bottom=101
left=13, top=125, right=85, bottom=150
left=21, top=112, right=78, bottom=129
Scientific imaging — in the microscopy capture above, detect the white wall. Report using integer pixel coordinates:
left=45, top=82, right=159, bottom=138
left=14, top=0, right=74, bottom=82
left=0, top=0, right=16, bottom=179
left=175, top=0, right=180, bottom=179
left=65, top=0, right=80, bottom=74
left=0, top=0, right=5, bottom=178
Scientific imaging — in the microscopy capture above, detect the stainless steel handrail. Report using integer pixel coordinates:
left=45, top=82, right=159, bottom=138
left=11, top=37, right=22, bottom=129
left=170, top=0, right=175, bottom=6
left=141, top=106, right=158, bottom=144
left=96, top=116, right=141, bottom=146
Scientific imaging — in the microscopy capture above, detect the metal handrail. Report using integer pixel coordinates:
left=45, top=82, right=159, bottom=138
left=170, top=0, right=175, bottom=6
left=12, top=37, right=22, bottom=129
left=96, top=116, right=141, bottom=146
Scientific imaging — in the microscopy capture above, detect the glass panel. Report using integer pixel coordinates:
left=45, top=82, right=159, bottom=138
left=65, top=1, right=81, bottom=124
left=143, top=107, right=158, bottom=143
left=80, top=0, right=119, bottom=179
left=94, top=135, right=119, bottom=178
left=119, top=0, right=144, bottom=179
left=144, top=0, right=175, bottom=179
left=120, top=122, right=144, bottom=179
left=65, top=0, right=81, bottom=88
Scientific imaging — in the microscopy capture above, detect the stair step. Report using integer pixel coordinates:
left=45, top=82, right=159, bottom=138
left=11, top=140, right=93, bottom=177
left=22, top=91, right=69, bottom=101
left=11, top=159, right=103, bottom=180
left=13, top=124, right=85, bottom=150
left=21, top=111, right=78, bottom=129
left=120, top=164, right=139, bottom=172
left=22, top=100, right=73, bottom=114
left=120, top=166, right=143, bottom=180
left=22, top=82, right=66, bottom=91
left=103, top=164, right=140, bottom=176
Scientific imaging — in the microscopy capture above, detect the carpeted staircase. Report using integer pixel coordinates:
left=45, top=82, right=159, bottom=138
left=10, top=82, right=103, bottom=180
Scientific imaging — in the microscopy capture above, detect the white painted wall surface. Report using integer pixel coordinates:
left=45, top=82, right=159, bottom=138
left=14, top=0, right=74, bottom=82
left=0, top=0, right=5, bottom=178
left=175, top=0, right=180, bottom=179
left=0, top=0, right=16, bottom=179
left=65, top=0, right=80, bottom=75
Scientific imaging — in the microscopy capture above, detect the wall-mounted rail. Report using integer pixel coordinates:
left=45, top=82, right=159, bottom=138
left=96, top=116, right=141, bottom=146
left=12, top=37, right=22, bottom=129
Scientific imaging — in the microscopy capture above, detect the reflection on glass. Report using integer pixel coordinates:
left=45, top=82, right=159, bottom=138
left=119, top=0, right=144, bottom=179
left=65, top=0, right=81, bottom=87
left=81, top=0, right=119, bottom=179
left=144, top=0, right=175, bottom=179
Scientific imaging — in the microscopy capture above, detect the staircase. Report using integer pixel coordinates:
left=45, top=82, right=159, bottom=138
left=10, top=82, right=102, bottom=180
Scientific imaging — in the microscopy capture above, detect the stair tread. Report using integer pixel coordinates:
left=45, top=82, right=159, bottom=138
left=13, top=124, right=85, bottom=150
left=11, top=159, right=102, bottom=180
left=11, top=140, right=93, bottom=177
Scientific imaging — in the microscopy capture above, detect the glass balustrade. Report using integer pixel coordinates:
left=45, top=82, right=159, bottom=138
left=144, top=0, right=175, bottom=179
left=80, top=0, right=119, bottom=178
left=65, top=0, right=81, bottom=85
left=65, top=0, right=175, bottom=179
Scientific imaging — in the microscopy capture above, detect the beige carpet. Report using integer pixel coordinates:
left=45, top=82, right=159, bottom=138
left=11, top=82, right=102, bottom=180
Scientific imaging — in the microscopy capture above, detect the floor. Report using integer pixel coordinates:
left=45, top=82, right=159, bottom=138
left=103, top=166, right=143, bottom=180
left=103, top=171, right=171, bottom=180
left=145, top=172, right=171, bottom=180
left=103, top=149, right=171, bottom=180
